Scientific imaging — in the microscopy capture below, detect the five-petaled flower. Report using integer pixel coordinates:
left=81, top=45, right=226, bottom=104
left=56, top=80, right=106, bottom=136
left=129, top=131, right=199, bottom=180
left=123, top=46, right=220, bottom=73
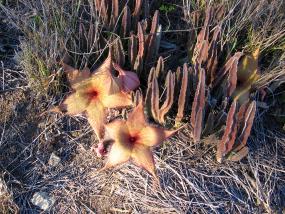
left=99, top=100, right=182, bottom=179
left=58, top=51, right=140, bottom=139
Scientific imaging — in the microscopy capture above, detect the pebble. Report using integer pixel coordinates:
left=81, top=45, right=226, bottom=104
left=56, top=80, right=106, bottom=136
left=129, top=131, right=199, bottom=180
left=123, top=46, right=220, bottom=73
left=31, top=192, right=55, bottom=211
left=48, top=152, right=61, bottom=166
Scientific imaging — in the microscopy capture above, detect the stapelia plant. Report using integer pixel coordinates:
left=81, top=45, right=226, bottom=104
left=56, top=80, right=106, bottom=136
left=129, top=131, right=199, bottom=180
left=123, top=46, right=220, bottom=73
left=94, top=8, right=161, bottom=75
left=94, top=0, right=153, bottom=36
left=128, top=11, right=161, bottom=74
left=58, top=51, right=140, bottom=139
left=148, top=69, right=176, bottom=124
left=145, top=58, right=184, bottom=125
left=98, top=100, right=182, bottom=179
left=141, top=6, right=259, bottom=163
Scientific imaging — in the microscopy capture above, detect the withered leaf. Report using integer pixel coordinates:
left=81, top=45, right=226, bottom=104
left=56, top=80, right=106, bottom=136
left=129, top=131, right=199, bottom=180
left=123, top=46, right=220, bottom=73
left=233, top=49, right=260, bottom=103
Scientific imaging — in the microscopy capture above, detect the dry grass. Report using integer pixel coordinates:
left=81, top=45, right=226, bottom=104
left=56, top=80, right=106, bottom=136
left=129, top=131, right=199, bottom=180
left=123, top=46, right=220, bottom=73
left=1, top=0, right=105, bottom=96
left=1, top=0, right=285, bottom=213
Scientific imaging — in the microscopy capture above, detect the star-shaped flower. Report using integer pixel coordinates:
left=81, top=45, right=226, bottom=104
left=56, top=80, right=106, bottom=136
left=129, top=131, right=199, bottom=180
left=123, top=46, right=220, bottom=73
left=62, top=50, right=140, bottom=93
left=58, top=52, right=140, bottom=139
left=99, top=100, right=183, bottom=179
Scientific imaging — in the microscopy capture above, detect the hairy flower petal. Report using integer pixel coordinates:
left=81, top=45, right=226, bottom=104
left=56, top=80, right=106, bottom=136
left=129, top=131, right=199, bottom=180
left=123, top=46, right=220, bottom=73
left=77, top=73, right=109, bottom=98
left=103, top=137, right=131, bottom=169
left=86, top=102, right=106, bottom=139
left=122, top=71, right=140, bottom=92
left=126, top=101, right=146, bottom=133
left=138, top=126, right=175, bottom=147
left=59, top=92, right=90, bottom=115
left=102, top=92, right=132, bottom=109
left=128, top=101, right=181, bottom=146
left=113, top=63, right=140, bottom=92
left=105, top=120, right=128, bottom=141
left=94, top=51, right=122, bottom=95
left=131, top=144, right=157, bottom=178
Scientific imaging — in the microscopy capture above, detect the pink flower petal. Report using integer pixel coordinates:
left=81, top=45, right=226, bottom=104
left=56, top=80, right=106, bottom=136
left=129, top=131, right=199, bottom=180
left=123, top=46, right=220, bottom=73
left=122, top=71, right=140, bottom=92
left=113, top=63, right=140, bottom=92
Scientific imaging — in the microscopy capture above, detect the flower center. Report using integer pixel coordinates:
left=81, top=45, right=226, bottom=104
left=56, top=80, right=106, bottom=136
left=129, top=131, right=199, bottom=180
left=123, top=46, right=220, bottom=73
left=128, top=135, right=138, bottom=144
left=86, top=89, right=99, bottom=100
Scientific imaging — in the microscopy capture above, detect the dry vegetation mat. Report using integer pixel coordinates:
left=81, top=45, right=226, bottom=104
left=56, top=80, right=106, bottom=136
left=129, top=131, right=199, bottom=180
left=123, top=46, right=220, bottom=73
left=0, top=0, right=285, bottom=213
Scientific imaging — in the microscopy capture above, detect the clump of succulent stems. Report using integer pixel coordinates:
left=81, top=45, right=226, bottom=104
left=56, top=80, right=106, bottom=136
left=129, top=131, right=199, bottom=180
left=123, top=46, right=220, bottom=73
left=52, top=4, right=264, bottom=181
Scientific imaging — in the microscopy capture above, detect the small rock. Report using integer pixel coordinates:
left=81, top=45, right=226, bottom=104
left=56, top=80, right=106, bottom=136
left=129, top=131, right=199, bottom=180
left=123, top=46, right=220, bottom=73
left=31, top=192, right=55, bottom=211
left=48, top=152, right=61, bottom=166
